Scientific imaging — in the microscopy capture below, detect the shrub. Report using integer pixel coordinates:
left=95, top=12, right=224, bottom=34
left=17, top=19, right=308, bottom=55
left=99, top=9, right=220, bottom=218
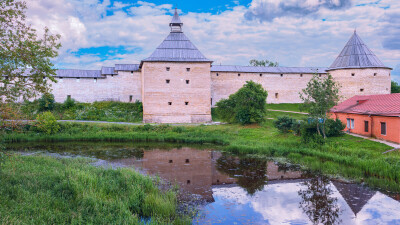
left=38, top=93, right=55, bottom=112
left=300, top=122, right=325, bottom=145
left=63, top=97, right=76, bottom=109
left=34, top=111, right=60, bottom=134
left=325, top=118, right=345, bottom=137
left=274, top=116, right=296, bottom=133
left=215, top=81, right=268, bottom=125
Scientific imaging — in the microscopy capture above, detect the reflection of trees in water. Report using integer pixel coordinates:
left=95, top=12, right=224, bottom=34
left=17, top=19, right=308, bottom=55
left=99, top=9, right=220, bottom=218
left=216, top=155, right=268, bottom=195
left=298, top=176, right=341, bottom=225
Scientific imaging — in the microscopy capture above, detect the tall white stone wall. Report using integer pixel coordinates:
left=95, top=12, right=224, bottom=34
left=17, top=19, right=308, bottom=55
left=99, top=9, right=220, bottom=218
left=211, top=72, right=318, bottom=105
left=141, top=62, right=212, bottom=123
left=50, top=71, right=141, bottom=103
left=328, top=68, right=391, bottom=101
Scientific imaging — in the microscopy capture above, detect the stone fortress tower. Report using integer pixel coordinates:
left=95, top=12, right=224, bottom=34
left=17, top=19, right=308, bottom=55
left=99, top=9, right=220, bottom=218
left=46, top=9, right=392, bottom=123
left=140, top=9, right=213, bottom=123
left=327, top=30, right=392, bottom=100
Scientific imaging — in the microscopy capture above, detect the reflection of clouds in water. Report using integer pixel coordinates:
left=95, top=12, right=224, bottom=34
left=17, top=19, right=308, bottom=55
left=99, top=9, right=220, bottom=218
left=356, top=192, right=400, bottom=225
left=209, top=182, right=400, bottom=225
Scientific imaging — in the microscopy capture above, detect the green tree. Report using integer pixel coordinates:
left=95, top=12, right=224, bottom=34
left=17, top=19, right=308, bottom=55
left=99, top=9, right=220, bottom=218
left=0, top=0, right=61, bottom=102
left=249, top=59, right=279, bottom=67
left=215, top=81, right=268, bottom=125
left=391, top=81, right=400, bottom=93
left=300, top=74, right=340, bottom=139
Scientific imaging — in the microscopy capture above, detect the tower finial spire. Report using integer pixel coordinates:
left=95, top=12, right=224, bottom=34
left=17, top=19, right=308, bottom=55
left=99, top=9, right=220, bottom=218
left=170, top=8, right=183, bottom=32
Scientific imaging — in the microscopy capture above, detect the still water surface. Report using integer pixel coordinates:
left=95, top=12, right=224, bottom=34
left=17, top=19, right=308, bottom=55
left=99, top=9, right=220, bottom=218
left=9, top=142, right=400, bottom=225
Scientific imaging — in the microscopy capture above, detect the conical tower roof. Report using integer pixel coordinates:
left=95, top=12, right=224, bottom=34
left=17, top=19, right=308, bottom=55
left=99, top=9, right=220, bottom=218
left=141, top=9, right=211, bottom=65
left=328, top=31, right=390, bottom=70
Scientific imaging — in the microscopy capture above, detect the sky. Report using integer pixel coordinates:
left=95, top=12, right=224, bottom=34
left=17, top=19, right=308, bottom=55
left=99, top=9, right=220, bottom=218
left=25, top=0, right=400, bottom=81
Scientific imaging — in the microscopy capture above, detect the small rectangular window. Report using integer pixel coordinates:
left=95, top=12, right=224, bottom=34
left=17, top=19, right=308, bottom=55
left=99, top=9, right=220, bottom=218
left=211, top=98, right=213, bottom=105
left=185, top=102, right=189, bottom=105
left=187, top=180, right=190, bottom=184
left=169, top=160, right=173, bottom=163
left=259, top=74, right=262, bottom=77
left=185, top=159, right=189, bottom=163
left=76, top=78, right=80, bottom=82
left=216, top=73, right=219, bottom=76
left=374, top=73, right=377, bottom=76
left=166, top=67, right=170, bottom=71
left=131, top=71, right=134, bottom=74
left=275, top=93, right=278, bottom=98
left=347, top=118, right=354, bottom=129
left=364, top=121, right=369, bottom=132
left=166, top=79, right=170, bottom=84
left=67, top=95, right=71, bottom=100
left=351, top=73, right=355, bottom=76
left=319, top=74, right=322, bottom=77
left=360, top=88, right=364, bottom=92
left=129, top=95, right=133, bottom=102
left=94, top=78, right=97, bottom=83
left=280, top=74, right=283, bottom=77
left=300, top=74, right=303, bottom=77
left=238, top=73, right=241, bottom=76
left=381, top=122, right=386, bottom=135
left=59, top=77, right=63, bottom=82
left=168, top=102, right=172, bottom=105
left=186, top=68, right=190, bottom=72
left=186, top=80, right=189, bottom=84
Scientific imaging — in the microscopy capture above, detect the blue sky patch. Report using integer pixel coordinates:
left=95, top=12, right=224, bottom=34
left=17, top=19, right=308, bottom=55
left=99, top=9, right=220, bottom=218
left=70, top=46, right=141, bottom=61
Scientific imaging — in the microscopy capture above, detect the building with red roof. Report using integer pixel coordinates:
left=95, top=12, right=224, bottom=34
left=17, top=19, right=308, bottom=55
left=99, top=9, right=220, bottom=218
left=330, top=93, right=400, bottom=144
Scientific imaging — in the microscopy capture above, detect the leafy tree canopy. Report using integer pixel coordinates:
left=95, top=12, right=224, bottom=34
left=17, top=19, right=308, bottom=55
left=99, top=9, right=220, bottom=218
left=300, top=74, right=340, bottom=138
left=215, top=80, right=268, bottom=125
left=0, top=0, right=61, bottom=102
left=391, top=80, right=400, bottom=93
left=249, top=59, right=279, bottom=67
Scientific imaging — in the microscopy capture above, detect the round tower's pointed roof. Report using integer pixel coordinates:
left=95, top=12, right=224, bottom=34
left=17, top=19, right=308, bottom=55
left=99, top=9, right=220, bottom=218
left=170, top=8, right=182, bottom=25
left=328, top=31, right=391, bottom=71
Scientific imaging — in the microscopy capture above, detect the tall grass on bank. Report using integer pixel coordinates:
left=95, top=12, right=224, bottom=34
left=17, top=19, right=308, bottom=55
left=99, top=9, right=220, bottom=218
left=0, top=155, right=190, bottom=224
left=3, top=120, right=400, bottom=193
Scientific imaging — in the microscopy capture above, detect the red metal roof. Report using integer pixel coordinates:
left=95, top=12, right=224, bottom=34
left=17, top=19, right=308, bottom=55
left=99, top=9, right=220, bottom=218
left=331, top=93, right=400, bottom=117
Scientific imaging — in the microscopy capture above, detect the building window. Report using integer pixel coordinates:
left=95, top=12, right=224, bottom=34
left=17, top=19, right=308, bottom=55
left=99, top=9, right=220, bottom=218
left=374, top=73, right=377, bottom=76
left=351, top=73, right=355, bottom=76
left=185, top=159, right=189, bottom=163
left=216, top=73, right=219, bottom=76
left=364, top=121, right=369, bottom=132
left=186, top=68, right=190, bottom=72
left=168, top=102, right=172, bottom=105
left=275, top=93, right=278, bottom=98
left=360, top=88, right=364, bottom=92
left=211, top=98, right=213, bottom=105
left=166, top=67, right=170, bottom=71
left=76, top=78, right=80, bottom=82
left=185, top=102, right=189, bottom=105
left=59, top=77, right=63, bottom=82
left=94, top=78, right=97, bottom=83
left=186, top=80, right=189, bottom=84
left=166, top=79, right=170, bottom=84
left=131, top=71, right=134, bottom=74
left=300, top=74, right=303, bottom=77
left=169, top=160, right=173, bottom=163
left=67, top=95, right=71, bottom=100
left=347, top=118, right=354, bottom=129
left=111, top=75, right=114, bottom=78
left=319, top=74, right=321, bottom=77
left=259, top=74, right=262, bottom=77
left=381, top=122, right=386, bottom=135
left=280, top=74, right=283, bottom=77
left=129, top=95, right=133, bottom=102
left=187, top=180, right=191, bottom=184
left=238, top=73, right=241, bottom=77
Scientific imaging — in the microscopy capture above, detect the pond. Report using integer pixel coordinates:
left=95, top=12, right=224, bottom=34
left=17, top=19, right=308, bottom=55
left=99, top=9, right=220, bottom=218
left=8, top=142, right=400, bottom=225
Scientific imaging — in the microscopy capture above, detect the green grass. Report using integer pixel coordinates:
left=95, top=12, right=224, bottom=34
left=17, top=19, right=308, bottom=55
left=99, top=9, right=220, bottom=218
left=3, top=119, right=400, bottom=193
left=266, top=110, right=308, bottom=120
left=266, top=103, right=307, bottom=112
left=0, top=154, right=190, bottom=224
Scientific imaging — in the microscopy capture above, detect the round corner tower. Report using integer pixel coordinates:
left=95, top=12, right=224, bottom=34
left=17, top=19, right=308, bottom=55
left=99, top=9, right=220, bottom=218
left=327, top=30, right=392, bottom=101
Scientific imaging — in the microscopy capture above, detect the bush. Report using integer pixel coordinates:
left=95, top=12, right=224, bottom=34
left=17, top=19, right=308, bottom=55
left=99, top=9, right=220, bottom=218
left=300, top=122, right=325, bottom=145
left=274, top=116, right=296, bottom=133
left=215, top=81, right=268, bottom=125
left=325, top=118, right=345, bottom=137
left=38, top=93, right=55, bottom=112
left=63, top=97, right=76, bottom=109
left=34, top=111, right=60, bottom=134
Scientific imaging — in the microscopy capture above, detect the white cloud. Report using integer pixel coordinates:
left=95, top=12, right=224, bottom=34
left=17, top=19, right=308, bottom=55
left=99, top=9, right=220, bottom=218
left=24, top=0, right=400, bottom=75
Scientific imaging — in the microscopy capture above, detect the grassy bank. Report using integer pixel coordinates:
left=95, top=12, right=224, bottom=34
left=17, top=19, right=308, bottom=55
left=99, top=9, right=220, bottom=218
left=0, top=154, right=190, bottom=224
left=14, top=100, right=143, bottom=122
left=267, top=103, right=306, bottom=112
left=3, top=120, right=400, bottom=193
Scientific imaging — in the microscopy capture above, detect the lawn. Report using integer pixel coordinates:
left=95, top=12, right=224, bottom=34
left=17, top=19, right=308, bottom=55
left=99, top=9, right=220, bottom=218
left=266, top=103, right=307, bottom=112
left=0, top=154, right=190, bottom=224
